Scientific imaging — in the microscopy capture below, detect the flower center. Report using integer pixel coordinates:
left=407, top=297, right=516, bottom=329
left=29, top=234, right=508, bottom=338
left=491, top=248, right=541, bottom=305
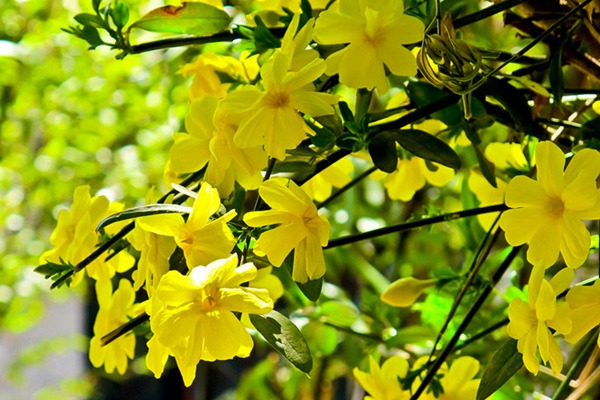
left=264, top=90, right=291, bottom=109
left=546, top=195, right=565, bottom=219
left=363, top=8, right=385, bottom=48
left=200, top=287, right=220, bottom=311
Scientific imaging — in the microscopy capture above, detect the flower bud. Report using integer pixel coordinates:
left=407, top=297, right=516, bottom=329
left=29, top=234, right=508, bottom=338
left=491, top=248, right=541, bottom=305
left=381, top=277, right=437, bottom=307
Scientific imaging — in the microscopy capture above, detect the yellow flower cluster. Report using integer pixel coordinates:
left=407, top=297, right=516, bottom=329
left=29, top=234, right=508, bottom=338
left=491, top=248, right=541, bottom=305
left=500, top=141, right=600, bottom=375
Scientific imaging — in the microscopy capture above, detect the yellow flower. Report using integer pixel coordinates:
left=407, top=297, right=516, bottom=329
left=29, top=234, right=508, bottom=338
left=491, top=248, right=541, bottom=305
left=89, top=279, right=137, bottom=375
left=314, top=0, right=424, bottom=93
left=279, top=14, right=320, bottom=72
left=383, top=156, right=454, bottom=202
left=128, top=190, right=177, bottom=294
left=565, top=279, right=600, bottom=346
left=301, top=156, right=354, bottom=202
left=241, top=266, right=285, bottom=328
left=469, top=142, right=531, bottom=230
left=414, top=356, right=482, bottom=400
left=430, top=357, right=482, bottom=400
left=138, top=182, right=236, bottom=269
left=380, top=277, right=437, bottom=307
left=219, top=52, right=338, bottom=160
left=169, top=96, right=268, bottom=197
left=148, top=254, right=273, bottom=386
left=353, top=355, right=410, bottom=400
left=506, top=268, right=573, bottom=375
left=178, top=52, right=258, bottom=99
left=499, top=141, right=600, bottom=269
left=244, top=178, right=330, bottom=283
left=39, top=185, right=134, bottom=284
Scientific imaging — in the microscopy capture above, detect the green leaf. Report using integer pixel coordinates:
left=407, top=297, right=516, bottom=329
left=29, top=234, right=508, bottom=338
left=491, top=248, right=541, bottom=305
left=301, top=322, right=338, bottom=356
left=129, top=2, right=231, bottom=36
left=336, top=133, right=363, bottom=152
left=405, top=81, right=462, bottom=127
left=483, top=77, right=534, bottom=136
left=368, top=131, right=398, bottom=173
left=393, top=129, right=462, bottom=170
left=74, top=13, right=104, bottom=28
left=463, top=123, right=497, bottom=188
left=251, top=16, right=281, bottom=54
left=111, top=1, right=129, bottom=29
left=297, top=277, right=323, bottom=302
left=581, top=116, right=600, bottom=141
left=80, top=25, right=104, bottom=49
left=34, top=260, right=74, bottom=280
left=317, top=301, right=360, bottom=327
left=96, top=203, right=190, bottom=231
left=250, top=311, right=313, bottom=373
left=477, top=339, right=523, bottom=400
left=549, top=42, right=565, bottom=106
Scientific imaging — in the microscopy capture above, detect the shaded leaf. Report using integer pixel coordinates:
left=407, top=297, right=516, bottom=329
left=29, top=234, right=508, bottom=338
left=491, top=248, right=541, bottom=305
left=250, top=16, right=281, bottom=55
left=297, top=277, right=323, bottom=302
left=129, top=2, right=231, bottom=36
left=369, top=131, right=398, bottom=173
left=463, top=123, right=497, bottom=187
left=405, top=81, right=462, bottom=127
left=477, top=338, right=523, bottom=400
left=74, top=13, right=104, bottom=28
left=549, top=41, right=566, bottom=106
left=393, top=129, right=462, bottom=170
left=250, top=311, right=313, bottom=373
left=483, top=77, right=534, bottom=135
left=96, top=204, right=190, bottom=231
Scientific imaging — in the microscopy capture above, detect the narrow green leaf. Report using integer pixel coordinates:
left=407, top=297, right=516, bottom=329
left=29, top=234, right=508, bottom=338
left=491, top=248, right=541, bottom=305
left=251, top=16, right=281, bottom=54
left=393, top=129, right=462, bottom=170
left=368, top=131, right=398, bottom=173
left=472, top=142, right=497, bottom=188
left=549, top=42, right=565, bottom=106
left=477, top=338, right=523, bottom=400
left=129, top=2, right=231, bottom=36
left=483, top=77, right=534, bottom=136
left=96, top=204, right=190, bottom=231
left=250, top=311, right=313, bottom=373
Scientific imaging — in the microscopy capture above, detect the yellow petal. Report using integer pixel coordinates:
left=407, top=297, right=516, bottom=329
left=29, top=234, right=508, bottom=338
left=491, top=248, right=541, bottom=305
left=536, top=141, right=566, bottom=197
left=255, top=222, right=307, bottom=266
left=504, top=175, right=548, bottom=208
left=560, top=211, right=592, bottom=268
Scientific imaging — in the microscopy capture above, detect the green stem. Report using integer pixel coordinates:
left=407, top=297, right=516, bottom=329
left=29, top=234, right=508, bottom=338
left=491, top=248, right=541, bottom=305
left=452, top=0, right=528, bottom=30
left=128, top=27, right=286, bottom=54
left=368, top=93, right=459, bottom=135
left=454, top=318, right=509, bottom=352
left=426, top=217, right=501, bottom=364
left=324, top=204, right=507, bottom=249
left=409, top=246, right=522, bottom=400
left=317, top=166, right=377, bottom=209
left=553, top=329, right=599, bottom=400
left=101, top=313, right=150, bottom=346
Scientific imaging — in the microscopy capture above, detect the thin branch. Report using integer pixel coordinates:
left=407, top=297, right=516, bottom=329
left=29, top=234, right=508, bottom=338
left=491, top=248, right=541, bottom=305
left=325, top=204, right=508, bottom=249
